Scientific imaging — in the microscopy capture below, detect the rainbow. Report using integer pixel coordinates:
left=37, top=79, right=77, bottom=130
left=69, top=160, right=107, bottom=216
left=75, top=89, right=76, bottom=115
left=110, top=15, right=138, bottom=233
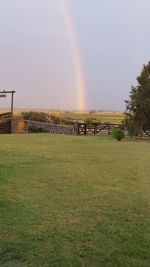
left=58, top=0, right=87, bottom=110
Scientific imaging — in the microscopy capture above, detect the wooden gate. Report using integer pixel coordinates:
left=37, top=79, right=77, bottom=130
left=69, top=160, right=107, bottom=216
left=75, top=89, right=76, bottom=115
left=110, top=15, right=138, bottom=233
left=76, top=123, right=124, bottom=135
left=0, top=112, right=11, bottom=134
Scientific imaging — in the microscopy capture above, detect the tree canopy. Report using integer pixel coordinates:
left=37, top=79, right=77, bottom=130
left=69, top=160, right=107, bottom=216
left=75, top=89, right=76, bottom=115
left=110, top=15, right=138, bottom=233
left=125, top=62, right=150, bottom=135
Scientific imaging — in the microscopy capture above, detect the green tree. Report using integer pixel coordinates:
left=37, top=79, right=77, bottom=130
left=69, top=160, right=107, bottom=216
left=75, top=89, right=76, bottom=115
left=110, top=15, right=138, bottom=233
left=125, top=62, right=150, bottom=136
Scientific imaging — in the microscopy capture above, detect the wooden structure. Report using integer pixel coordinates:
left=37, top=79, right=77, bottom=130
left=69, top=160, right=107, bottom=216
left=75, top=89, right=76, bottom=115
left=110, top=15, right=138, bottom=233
left=0, top=112, right=11, bottom=134
left=0, top=90, right=15, bottom=133
left=76, top=123, right=124, bottom=135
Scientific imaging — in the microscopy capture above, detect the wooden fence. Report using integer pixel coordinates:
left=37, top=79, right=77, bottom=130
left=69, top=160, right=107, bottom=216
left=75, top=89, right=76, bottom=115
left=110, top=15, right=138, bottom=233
left=0, top=112, right=11, bottom=134
left=2, top=118, right=150, bottom=137
left=2, top=116, right=150, bottom=137
left=76, top=123, right=124, bottom=135
left=23, top=121, right=125, bottom=136
left=11, top=120, right=125, bottom=136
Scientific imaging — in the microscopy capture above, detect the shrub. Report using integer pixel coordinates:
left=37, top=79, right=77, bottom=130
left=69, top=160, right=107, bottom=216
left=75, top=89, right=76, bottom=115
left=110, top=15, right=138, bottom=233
left=28, top=125, right=48, bottom=133
left=50, top=114, right=61, bottom=124
left=123, top=114, right=139, bottom=136
left=89, top=110, right=97, bottom=114
left=21, top=111, right=62, bottom=124
left=21, top=111, right=50, bottom=123
left=84, top=117, right=96, bottom=124
left=112, top=128, right=124, bottom=141
left=61, top=117, right=75, bottom=125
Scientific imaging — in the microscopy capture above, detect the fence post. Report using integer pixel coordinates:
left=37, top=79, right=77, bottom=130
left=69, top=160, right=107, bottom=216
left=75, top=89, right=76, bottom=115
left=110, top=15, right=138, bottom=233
left=74, top=124, right=79, bottom=135
left=94, top=124, right=97, bottom=134
left=108, top=124, right=111, bottom=135
left=84, top=124, right=87, bottom=135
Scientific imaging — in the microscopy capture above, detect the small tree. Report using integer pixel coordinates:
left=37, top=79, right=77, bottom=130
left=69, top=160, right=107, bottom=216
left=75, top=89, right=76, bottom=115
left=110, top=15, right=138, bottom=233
left=125, top=62, right=150, bottom=135
left=112, top=128, right=124, bottom=141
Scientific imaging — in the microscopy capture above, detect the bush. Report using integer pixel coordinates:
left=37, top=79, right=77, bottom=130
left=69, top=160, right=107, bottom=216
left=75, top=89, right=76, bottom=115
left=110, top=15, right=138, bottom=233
left=50, top=114, right=61, bottom=124
left=28, top=125, right=48, bottom=133
left=61, top=117, right=75, bottom=125
left=84, top=117, right=96, bottom=124
left=123, top=114, right=139, bottom=136
left=21, top=111, right=62, bottom=124
left=89, top=110, right=97, bottom=114
left=21, top=111, right=50, bottom=123
left=112, top=128, right=124, bottom=141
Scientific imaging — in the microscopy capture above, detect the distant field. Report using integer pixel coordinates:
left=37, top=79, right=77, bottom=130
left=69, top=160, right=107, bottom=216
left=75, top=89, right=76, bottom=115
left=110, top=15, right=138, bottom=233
left=0, top=134, right=149, bottom=266
left=0, top=109, right=125, bottom=124
left=59, top=111, right=125, bottom=124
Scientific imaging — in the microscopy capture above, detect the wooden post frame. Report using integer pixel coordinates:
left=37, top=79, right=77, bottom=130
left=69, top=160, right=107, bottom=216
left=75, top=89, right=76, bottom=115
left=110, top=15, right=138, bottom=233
left=0, top=90, right=15, bottom=133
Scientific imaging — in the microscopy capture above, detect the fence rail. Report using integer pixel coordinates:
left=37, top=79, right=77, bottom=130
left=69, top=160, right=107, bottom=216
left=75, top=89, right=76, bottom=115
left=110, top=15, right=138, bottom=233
left=76, top=123, right=124, bottom=135
left=15, top=121, right=125, bottom=136
left=10, top=119, right=150, bottom=137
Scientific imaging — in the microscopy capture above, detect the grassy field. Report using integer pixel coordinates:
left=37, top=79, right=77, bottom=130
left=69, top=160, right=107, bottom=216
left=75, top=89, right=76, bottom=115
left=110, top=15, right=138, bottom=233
left=59, top=112, right=124, bottom=124
left=0, top=109, right=125, bottom=124
left=0, top=134, right=150, bottom=266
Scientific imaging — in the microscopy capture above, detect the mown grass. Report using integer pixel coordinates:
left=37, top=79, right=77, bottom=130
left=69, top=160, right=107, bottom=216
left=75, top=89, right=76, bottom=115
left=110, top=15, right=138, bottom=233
left=0, top=134, right=150, bottom=266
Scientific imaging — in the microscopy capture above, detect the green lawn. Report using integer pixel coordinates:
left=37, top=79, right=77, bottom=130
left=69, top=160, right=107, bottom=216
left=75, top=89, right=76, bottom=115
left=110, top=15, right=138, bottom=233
left=0, top=134, right=150, bottom=266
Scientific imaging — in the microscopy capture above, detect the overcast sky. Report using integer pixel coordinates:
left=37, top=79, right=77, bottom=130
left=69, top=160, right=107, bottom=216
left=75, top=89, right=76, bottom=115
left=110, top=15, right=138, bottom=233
left=0, top=0, right=150, bottom=110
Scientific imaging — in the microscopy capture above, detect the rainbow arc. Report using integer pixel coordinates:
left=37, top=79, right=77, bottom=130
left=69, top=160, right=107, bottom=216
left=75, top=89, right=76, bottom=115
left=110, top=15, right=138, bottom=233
left=58, top=0, right=87, bottom=110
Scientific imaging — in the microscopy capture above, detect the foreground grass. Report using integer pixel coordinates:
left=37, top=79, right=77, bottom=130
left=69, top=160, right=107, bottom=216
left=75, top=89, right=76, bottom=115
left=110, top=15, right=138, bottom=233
left=0, top=134, right=150, bottom=266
